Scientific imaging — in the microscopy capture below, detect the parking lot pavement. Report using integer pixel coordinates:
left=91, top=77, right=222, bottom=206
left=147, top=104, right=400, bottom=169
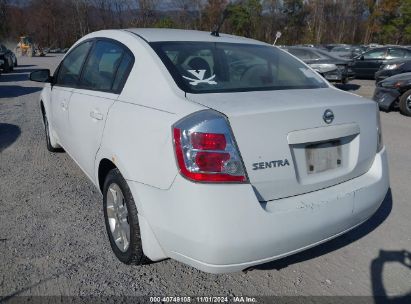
left=336, top=79, right=377, bottom=99
left=1, top=56, right=410, bottom=300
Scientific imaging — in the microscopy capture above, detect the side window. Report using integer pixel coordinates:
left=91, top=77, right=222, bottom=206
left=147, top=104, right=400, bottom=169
left=80, top=40, right=124, bottom=92
left=112, top=52, right=133, bottom=92
left=387, top=49, right=406, bottom=59
left=56, top=41, right=92, bottom=86
left=363, top=49, right=386, bottom=59
left=288, top=49, right=310, bottom=60
left=306, top=50, right=321, bottom=60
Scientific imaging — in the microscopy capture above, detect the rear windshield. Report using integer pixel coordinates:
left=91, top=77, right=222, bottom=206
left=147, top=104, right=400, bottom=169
left=151, top=42, right=328, bottom=94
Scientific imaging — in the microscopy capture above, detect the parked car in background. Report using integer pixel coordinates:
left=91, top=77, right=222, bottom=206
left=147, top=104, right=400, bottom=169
left=329, top=45, right=366, bottom=59
left=30, top=29, right=388, bottom=273
left=373, top=72, right=411, bottom=116
left=351, top=47, right=411, bottom=79
left=375, top=59, right=411, bottom=83
left=0, top=43, right=16, bottom=72
left=285, top=46, right=355, bottom=83
left=49, top=48, right=62, bottom=53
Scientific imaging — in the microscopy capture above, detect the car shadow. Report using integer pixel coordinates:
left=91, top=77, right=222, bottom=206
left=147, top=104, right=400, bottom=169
left=15, top=64, right=35, bottom=68
left=371, top=249, right=411, bottom=303
left=0, top=255, right=96, bottom=302
left=249, top=189, right=392, bottom=271
left=0, top=123, right=21, bottom=152
left=0, top=86, right=41, bottom=98
left=0, top=67, right=39, bottom=83
left=335, top=83, right=361, bottom=91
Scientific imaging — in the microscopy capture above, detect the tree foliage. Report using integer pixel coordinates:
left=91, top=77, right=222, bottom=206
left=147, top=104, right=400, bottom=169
left=2, top=0, right=411, bottom=48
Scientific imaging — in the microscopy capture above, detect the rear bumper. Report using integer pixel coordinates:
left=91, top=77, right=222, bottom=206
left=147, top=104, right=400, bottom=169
left=129, top=148, right=389, bottom=273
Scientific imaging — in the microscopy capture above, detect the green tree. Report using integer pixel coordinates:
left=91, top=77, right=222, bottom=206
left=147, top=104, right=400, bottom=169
left=154, top=17, right=176, bottom=29
left=282, top=0, right=309, bottom=44
left=227, top=0, right=262, bottom=38
left=392, top=0, right=411, bottom=43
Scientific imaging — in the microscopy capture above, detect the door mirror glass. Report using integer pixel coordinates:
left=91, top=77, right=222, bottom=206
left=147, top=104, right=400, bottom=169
left=30, top=69, right=51, bottom=82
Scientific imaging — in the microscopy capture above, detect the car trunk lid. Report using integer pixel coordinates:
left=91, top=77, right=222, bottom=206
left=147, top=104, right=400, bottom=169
left=186, top=88, right=378, bottom=201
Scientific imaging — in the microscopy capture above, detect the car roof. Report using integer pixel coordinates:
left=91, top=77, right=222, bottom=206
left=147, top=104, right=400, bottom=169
left=367, top=46, right=410, bottom=52
left=124, top=28, right=267, bottom=45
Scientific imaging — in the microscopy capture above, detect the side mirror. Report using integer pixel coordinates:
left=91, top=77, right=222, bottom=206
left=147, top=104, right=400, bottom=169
left=360, top=55, right=365, bottom=60
left=30, top=69, right=51, bottom=83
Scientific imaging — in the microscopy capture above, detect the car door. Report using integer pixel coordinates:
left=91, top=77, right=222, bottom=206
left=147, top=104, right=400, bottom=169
left=50, top=41, right=93, bottom=148
left=352, top=48, right=387, bottom=78
left=66, top=39, right=134, bottom=179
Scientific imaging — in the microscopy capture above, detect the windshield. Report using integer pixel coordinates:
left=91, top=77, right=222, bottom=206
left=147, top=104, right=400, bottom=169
left=151, top=42, right=328, bottom=94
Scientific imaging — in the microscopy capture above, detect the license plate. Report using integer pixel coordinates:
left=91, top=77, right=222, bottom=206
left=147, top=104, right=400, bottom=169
left=305, top=141, right=342, bottom=174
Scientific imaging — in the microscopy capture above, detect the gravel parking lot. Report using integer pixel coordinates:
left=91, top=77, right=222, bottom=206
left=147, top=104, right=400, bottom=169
left=1, top=56, right=410, bottom=301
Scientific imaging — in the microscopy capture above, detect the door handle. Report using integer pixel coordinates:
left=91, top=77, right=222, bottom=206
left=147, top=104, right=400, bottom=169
left=90, top=110, right=103, bottom=121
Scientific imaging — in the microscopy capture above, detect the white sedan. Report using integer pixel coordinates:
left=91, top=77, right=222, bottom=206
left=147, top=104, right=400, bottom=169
left=30, top=29, right=389, bottom=273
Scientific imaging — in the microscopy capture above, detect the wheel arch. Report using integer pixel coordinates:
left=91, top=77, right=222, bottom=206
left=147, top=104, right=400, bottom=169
left=97, top=158, right=117, bottom=193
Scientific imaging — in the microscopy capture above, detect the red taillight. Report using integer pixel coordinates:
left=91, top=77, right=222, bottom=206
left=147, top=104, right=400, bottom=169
left=191, top=132, right=226, bottom=150
left=173, top=127, right=247, bottom=183
left=195, top=151, right=230, bottom=172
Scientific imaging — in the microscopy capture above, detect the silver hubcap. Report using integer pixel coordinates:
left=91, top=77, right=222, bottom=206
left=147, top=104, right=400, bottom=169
left=106, top=183, right=130, bottom=252
left=406, top=95, right=411, bottom=111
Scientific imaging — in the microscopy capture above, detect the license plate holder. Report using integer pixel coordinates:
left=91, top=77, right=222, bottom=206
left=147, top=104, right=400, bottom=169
left=305, top=140, right=342, bottom=174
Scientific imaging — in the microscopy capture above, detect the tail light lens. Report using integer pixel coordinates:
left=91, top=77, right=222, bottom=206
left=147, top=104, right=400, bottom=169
left=173, top=110, right=247, bottom=183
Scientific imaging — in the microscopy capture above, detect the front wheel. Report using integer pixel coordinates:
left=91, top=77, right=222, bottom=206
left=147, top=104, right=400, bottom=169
left=3, top=58, right=11, bottom=73
left=399, top=90, right=411, bottom=117
left=103, top=169, right=150, bottom=265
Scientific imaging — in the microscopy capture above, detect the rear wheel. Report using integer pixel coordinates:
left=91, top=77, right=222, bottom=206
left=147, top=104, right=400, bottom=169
left=399, top=90, right=411, bottom=117
left=103, top=169, right=149, bottom=265
left=3, top=58, right=11, bottom=73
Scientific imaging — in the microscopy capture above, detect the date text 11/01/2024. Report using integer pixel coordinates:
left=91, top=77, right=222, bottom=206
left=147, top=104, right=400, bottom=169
left=149, top=296, right=257, bottom=303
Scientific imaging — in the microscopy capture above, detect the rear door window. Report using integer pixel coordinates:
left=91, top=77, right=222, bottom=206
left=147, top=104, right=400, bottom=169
left=387, top=49, right=406, bottom=59
left=112, top=52, right=134, bottom=92
left=80, top=40, right=125, bottom=92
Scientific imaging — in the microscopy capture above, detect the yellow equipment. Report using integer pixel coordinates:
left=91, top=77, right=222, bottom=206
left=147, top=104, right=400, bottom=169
left=16, top=36, right=35, bottom=57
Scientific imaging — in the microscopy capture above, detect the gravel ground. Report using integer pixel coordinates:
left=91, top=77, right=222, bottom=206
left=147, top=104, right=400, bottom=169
left=0, top=56, right=410, bottom=302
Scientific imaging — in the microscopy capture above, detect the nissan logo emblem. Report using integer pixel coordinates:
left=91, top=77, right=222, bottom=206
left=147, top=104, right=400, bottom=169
left=323, top=109, right=334, bottom=124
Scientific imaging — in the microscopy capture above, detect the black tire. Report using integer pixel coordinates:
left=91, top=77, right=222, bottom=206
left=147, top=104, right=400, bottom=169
left=103, top=168, right=150, bottom=265
left=399, top=89, right=411, bottom=117
left=3, top=58, right=11, bottom=73
left=43, top=113, right=63, bottom=152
